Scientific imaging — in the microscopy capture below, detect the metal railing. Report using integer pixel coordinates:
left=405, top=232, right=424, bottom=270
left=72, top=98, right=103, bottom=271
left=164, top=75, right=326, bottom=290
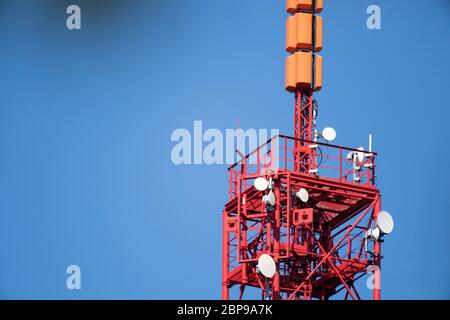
left=228, top=134, right=377, bottom=199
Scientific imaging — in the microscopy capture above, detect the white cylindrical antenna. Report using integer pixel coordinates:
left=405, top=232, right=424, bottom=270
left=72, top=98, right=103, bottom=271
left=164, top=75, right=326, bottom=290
left=369, top=133, right=372, bottom=153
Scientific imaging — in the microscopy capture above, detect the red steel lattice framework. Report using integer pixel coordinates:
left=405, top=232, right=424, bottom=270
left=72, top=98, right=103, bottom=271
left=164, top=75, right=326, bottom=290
left=221, top=1, right=384, bottom=300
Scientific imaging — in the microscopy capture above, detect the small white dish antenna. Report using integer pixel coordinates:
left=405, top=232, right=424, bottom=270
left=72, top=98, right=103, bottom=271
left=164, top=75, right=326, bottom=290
left=296, top=188, right=309, bottom=203
left=254, top=177, right=269, bottom=191
left=262, top=190, right=276, bottom=206
left=322, top=127, right=336, bottom=142
left=377, top=210, right=394, bottom=234
left=257, top=254, right=276, bottom=278
left=367, top=227, right=380, bottom=241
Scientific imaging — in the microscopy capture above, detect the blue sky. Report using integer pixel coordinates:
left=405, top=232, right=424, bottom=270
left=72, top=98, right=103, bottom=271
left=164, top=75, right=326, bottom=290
left=0, top=0, right=449, bottom=299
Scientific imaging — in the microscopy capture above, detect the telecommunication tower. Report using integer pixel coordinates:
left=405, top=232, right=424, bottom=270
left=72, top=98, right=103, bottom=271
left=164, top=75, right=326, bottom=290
left=221, top=0, right=394, bottom=300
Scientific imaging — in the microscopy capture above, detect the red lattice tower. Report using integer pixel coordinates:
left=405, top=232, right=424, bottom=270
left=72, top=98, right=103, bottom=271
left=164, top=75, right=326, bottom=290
left=221, top=0, right=385, bottom=300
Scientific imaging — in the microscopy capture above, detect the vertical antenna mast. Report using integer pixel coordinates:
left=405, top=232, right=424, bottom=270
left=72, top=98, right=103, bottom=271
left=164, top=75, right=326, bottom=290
left=286, top=0, right=323, bottom=173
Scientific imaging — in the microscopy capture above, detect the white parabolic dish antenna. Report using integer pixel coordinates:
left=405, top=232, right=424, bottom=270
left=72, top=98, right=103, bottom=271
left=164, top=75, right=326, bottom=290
left=254, top=177, right=269, bottom=191
left=296, top=188, right=309, bottom=203
left=370, top=227, right=380, bottom=241
left=257, top=254, right=276, bottom=278
left=377, top=210, right=394, bottom=234
left=322, top=127, right=336, bottom=142
left=262, top=191, right=276, bottom=207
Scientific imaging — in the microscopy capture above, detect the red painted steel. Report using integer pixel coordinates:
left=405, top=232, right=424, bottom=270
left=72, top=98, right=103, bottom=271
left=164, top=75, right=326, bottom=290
left=221, top=1, right=384, bottom=300
left=222, top=135, right=382, bottom=300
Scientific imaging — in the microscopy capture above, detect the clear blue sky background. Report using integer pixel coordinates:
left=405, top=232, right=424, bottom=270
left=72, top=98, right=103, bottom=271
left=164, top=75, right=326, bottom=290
left=0, top=0, right=449, bottom=299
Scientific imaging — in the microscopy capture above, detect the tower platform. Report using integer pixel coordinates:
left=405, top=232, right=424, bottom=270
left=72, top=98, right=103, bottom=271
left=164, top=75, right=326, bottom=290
left=222, top=135, right=381, bottom=300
